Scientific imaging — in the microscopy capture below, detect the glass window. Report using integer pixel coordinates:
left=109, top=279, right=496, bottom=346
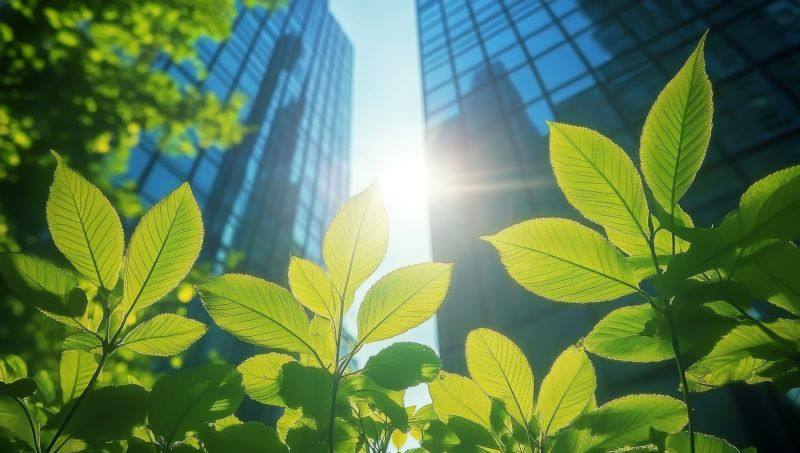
left=458, top=63, right=491, bottom=95
left=454, top=47, right=484, bottom=74
left=463, top=84, right=501, bottom=129
left=491, top=45, right=526, bottom=75
left=426, top=82, right=458, bottom=113
left=768, top=53, right=800, bottom=100
left=549, top=0, right=579, bottom=17
left=726, top=1, right=800, bottom=60
left=502, top=66, right=541, bottom=108
left=484, top=29, right=516, bottom=56
left=424, top=63, right=453, bottom=92
left=126, top=146, right=152, bottom=182
left=553, top=80, right=623, bottom=133
left=605, top=64, right=665, bottom=123
left=515, top=8, right=550, bottom=37
left=192, top=157, right=219, bottom=195
left=534, top=44, right=586, bottom=89
left=141, top=161, right=181, bottom=203
left=524, top=25, right=564, bottom=56
left=524, top=99, right=553, bottom=136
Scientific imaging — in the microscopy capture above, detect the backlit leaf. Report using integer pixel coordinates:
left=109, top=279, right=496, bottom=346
left=303, top=316, right=336, bottom=370
left=289, top=256, right=341, bottom=321
left=122, top=183, right=203, bottom=313
left=551, top=394, right=687, bottom=452
left=237, top=353, right=294, bottom=406
left=278, top=362, right=332, bottom=420
left=60, top=350, right=99, bottom=403
left=149, top=364, right=244, bottom=445
left=0, top=253, right=87, bottom=328
left=537, top=345, right=595, bottom=437
left=62, top=332, right=102, bottom=353
left=666, top=431, right=739, bottom=453
left=0, top=396, right=35, bottom=448
left=200, top=421, right=288, bottom=453
left=549, top=122, right=650, bottom=255
left=640, top=33, right=712, bottom=229
left=465, top=328, right=533, bottom=426
left=363, top=342, right=442, bottom=390
left=46, top=152, right=124, bottom=289
left=483, top=218, right=639, bottom=303
left=429, top=371, right=492, bottom=431
left=51, top=384, right=148, bottom=442
left=357, top=262, right=452, bottom=344
left=736, top=165, right=800, bottom=243
left=732, top=242, right=800, bottom=315
left=585, top=304, right=674, bottom=363
left=323, top=181, right=388, bottom=301
left=121, top=314, right=206, bottom=356
left=198, top=273, right=313, bottom=354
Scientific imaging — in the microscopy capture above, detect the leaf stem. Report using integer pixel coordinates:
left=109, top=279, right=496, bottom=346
left=44, top=351, right=110, bottom=453
left=664, top=303, right=696, bottom=453
left=13, top=397, right=40, bottom=453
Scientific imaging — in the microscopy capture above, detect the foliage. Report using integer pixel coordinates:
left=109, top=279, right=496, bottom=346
left=485, top=33, right=798, bottom=452
left=0, top=154, right=206, bottom=452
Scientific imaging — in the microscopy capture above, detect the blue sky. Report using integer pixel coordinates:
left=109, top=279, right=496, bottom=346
left=329, top=0, right=438, bottom=410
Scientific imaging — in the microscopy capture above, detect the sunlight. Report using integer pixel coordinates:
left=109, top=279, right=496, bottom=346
left=375, top=144, right=433, bottom=214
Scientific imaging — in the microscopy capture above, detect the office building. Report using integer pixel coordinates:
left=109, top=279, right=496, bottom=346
left=417, top=0, right=800, bottom=449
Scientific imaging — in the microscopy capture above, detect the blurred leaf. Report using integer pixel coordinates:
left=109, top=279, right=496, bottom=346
left=421, top=419, right=459, bottom=452
left=48, top=384, right=148, bottom=442
left=33, top=369, right=56, bottom=404
left=640, top=33, right=711, bottom=231
left=363, top=342, right=441, bottom=390
left=237, top=353, right=293, bottom=406
left=200, top=421, right=288, bottom=453
left=0, top=355, right=26, bottom=383
left=0, top=379, right=35, bottom=399
left=429, top=371, right=492, bottom=431
left=357, top=262, right=452, bottom=344
left=733, top=241, right=800, bottom=316
left=120, top=313, right=206, bottom=356
left=122, top=183, right=203, bottom=313
left=60, top=350, right=99, bottom=403
left=323, top=181, right=388, bottom=302
left=551, top=394, right=687, bottom=452
left=585, top=304, right=674, bottom=363
left=278, top=362, right=332, bottom=420
left=465, top=328, right=533, bottom=427
left=549, top=122, right=650, bottom=256
left=666, top=431, right=739, bottom=453
left=46, top=152, right=124, bottom=289
left=537, top=345, right=595, bottom=438
left=0, top=253, right=87, bottom=328
left=198, top=274, right=313, bottom=354
left=483, top=218, right=639, bottom=303
left=0, top=396, right=35, bottom=448
left=148, top=364, right=244, bottom=445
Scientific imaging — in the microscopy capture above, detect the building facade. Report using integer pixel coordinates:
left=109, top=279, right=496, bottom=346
left=417, top=0, right=800, bottom=449
left=125, top=0, right=353, bottom=416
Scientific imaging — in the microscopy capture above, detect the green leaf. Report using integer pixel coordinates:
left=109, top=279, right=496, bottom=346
left=198, top=273, right=313, bottom=354
left=585, top=304, right=674, bottom=363
left=60, top=350, right=99, bottom=403
left=323, top=181, right=388, bottom=301
left=0, top=355, right=26, bottom=384
left=122, top=183, right=203, bottom=313
left=62, top=332, right=102, bottom=353
left=549, top=122, right=650, bottom=255
left=736, top=165, right=800, bottom=243
left=732, top=242, right=800, bottom=315
left=237, top=353, right=294, bottom=406
left=357, top=262, right=452, bottom=344
left=0, top=253, right=87, bottom=328
left=346, top=378, right=409, bottom=431
left=278, top=362, right=332, bottom=420
left=421, top=419, right=459, bottom=452
left=304, top=316, right=336, bottom=370
left=49, top=384, right=148, bottom=442
left=46, top=152, right=124, bottom=289
left=536, top=345, right=595, bottom=438
left=552, top=394, right=687, bottom=452
left=465, top=328, right=533, bottom=427
left=686, top=319, right=800, bottom=390
left=640, top=33, right=712, bottom=228
left=149, top=364, right=244, bottom=445
left=666, top=431, right=739, bottom=453
left=0, top=378, right=35, bottom=399
left=201, top=421, right=288, bottom=453
left=0, top=396, right=35, bottom=448
left=484, top=218, right=640, bottom=303
left=363, top=342, right=442, bottom=390
left=288, top=256, right=340, bottom=321
left=32, top=370, right=56, bottom=404
left=120, top=314, right=206, bottom=356
left=429, top=371, right=492, bottom=431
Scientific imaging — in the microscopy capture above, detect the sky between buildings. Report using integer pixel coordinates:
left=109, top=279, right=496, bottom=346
left=328, top=0, right=437, bottom=411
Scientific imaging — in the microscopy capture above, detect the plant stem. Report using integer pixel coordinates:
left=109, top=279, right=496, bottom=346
left=328, top=374, right=341, bottom=453
left=665, top=304, right=695, bottom=453
left=44, top=351, right=110, bottom=453
left=13, top=397, right=40, bottom=453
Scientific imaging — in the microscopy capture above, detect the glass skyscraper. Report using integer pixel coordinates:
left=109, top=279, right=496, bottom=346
left=417, top=0, right=799, bottom=449
left=125, top=0, right=353, bottom=386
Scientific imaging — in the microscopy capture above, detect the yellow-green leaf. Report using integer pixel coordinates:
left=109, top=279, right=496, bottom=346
left=640, top=33, right=712, bottom=228
left=429, top=371, right=492, bottom=431
left=237, top=353, right=294, bottom=407
left=288, top=256, right=340, bottom=321
left=323, top=181, right=388, bottom=300
left=585, top=304, right=674, bottom=363
left=121, top=314, right=207, bottom=356
left=736, top=165, right=800, bottom=243
left=465, top=328, right=533, bottom=426
left=732, top=242, right=800, bottom=316
left=357, top=262, right=452, bottom=344
left=60, top=350, right=98, bottom=403
left=46, top=152, right=123, bottom=289
left=303, top=316, right=336, bottom=370
left=122, top=183, right=203, bottom=313
left=198, top=274, right=313, bottom=354
left=549, top=122, right=650, bottom=256
left=483, top=218, right=639, bottom=303
left=666, top=431, right=739, bottom=453
left=537, top=345, right=595, bottom=438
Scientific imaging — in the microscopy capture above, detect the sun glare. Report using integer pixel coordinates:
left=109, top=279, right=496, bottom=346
left=376, top=145, right=432, bottom=213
